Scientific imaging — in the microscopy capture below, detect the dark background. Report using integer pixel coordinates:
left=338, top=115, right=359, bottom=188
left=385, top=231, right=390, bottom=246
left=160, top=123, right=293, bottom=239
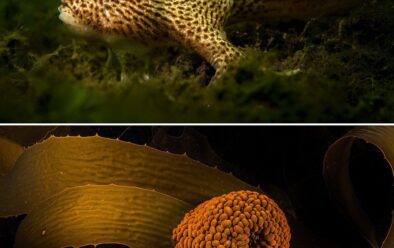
left=0, top=126, right=393, bottom=247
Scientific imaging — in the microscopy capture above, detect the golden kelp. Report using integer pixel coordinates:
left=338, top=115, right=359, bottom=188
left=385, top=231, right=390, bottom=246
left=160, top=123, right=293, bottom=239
left=0, top=137, right=23, bottom=176
left=15, top=185, right=191, bottom=248
left=0, top=135, right=254, bottom=214
left=324, top=127, right=394, bottom=248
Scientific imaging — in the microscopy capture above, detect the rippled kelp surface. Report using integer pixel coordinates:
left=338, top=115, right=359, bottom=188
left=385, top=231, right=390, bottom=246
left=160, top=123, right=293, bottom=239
left=0, top=0, right=393, bottom=122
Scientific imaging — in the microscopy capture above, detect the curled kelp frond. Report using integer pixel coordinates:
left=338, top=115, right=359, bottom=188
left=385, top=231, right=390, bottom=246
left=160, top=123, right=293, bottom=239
left=172, top=190, right=291, bottom=248
left=0, top=136, right=255, bottom=217
left=324, top=127, right=394, bottom=248
left=14, top=185, right=191, bottom=248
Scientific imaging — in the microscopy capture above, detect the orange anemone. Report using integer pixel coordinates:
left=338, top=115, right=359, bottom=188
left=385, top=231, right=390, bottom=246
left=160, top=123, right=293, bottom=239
left=172, top=191, right=291, bottom=248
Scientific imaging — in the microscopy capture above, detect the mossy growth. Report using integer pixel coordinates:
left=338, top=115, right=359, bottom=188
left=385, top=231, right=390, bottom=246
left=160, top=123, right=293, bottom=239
left=0, top=0, right=392, bottom=122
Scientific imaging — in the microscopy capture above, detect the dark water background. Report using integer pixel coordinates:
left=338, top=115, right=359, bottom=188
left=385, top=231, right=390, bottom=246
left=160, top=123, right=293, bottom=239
left=0, top=0, right=393, bottom=122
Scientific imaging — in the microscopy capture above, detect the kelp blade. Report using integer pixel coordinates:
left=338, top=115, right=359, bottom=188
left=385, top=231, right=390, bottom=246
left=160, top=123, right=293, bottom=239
left=0, top=137, right=23, bottom=175
left=14, top=185, right=191, bottom=248
left=324, top=127, right=394, bottom=248
left=0, top=136, right=254, bottom=217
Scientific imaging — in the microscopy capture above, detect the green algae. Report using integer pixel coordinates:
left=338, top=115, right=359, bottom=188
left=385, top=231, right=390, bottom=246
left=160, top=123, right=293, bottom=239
left=0, top=0, right=392, bottom=123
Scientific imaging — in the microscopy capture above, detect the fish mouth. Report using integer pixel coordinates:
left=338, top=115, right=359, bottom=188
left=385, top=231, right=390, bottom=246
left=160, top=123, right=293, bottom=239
left=58, top=1, right=72, bottom=14
left=59, top=11, right=75, bottom=26
left=58, top=1, right=77, bottom=26
left=57, top=0, right=98, bottom=38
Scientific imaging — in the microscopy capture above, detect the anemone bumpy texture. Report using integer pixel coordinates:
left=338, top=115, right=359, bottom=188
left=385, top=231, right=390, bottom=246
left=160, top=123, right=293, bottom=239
left=58, top=0, right=361, bottom=82
left=172, top=191, right=291, bottom=248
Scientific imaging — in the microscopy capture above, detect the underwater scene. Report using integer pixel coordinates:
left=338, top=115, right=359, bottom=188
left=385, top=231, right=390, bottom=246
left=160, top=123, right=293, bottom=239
left=0, top=0, right=393, bottom=122
left=0, top=126, right=392, bottom=247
